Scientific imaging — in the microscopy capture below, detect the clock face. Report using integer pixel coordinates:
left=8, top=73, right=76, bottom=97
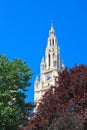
left=46, top=75, right=51, bottom=80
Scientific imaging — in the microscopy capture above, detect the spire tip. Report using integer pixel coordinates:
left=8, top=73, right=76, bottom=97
left=51, top=20, right=54, bottom=29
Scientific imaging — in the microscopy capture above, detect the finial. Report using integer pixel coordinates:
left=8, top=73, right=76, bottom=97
left=36, top=76, right=39, bottom=80
left=51, top=20, right=54, bottom=29
left=61, top=60, right=65, bottom=69
left=49, top=20, right=55, bottom=35
left=42, top=57, right=45, bottom=63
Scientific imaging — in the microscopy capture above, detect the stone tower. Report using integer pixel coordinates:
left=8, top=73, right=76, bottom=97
left=34, top=23, right=64, bottom=104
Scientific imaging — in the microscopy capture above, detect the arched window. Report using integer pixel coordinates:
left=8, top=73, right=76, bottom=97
left=48, top=54, right=51, bottom=67
left=50, top=39, right=51, bottom=46
left=52, top=39, right=54, bottom=46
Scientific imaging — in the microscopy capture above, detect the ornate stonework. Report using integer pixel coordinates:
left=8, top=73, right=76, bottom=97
left=34, top=23, right=64, bottom=105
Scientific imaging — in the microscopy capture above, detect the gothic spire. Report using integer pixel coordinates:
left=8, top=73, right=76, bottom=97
left=41, top=57, right=45, bottom=64
left=49, top=20, right=55, bottom=35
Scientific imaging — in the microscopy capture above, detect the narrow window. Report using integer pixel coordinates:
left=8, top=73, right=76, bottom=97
left=48, top=54, right=51, bottom=67
left=52, top=39, right=54, bottom=46
left=50, top=39, right=51, bottom=46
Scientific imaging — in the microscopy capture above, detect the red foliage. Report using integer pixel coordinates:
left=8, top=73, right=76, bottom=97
left=21, top=64, right=87, bottom=130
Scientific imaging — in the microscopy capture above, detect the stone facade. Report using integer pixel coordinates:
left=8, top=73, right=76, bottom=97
left=34, top=24, right=64, bottom=105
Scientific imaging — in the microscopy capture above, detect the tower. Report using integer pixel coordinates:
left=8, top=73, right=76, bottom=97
left=34, top=23, right=64, bottom=105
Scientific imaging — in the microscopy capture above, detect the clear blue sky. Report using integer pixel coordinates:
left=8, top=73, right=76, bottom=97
left=0, top=0, right=87, bottom=102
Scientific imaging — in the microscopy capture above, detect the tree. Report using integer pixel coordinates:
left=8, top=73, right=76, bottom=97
left=0, top=54, right=34, bottom=130
left=48, top=113, right=84, bottom=130
left=23, top=64, right=87, bottom=130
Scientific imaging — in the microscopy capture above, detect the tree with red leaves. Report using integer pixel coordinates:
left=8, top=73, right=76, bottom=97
left=21, top=64, right=87, bottom=130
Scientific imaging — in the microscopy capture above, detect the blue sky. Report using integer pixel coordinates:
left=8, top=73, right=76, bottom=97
left=0, top=0, right=87, bottom=102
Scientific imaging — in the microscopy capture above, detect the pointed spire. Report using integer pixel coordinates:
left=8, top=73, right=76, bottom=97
left=36, top=76, right=39, bottom=81
left=41, top=57, right=45, bottom=64
left=61, top=60, right=65, bottom=71
left=35, top=76, right=39, bottom=83
left=49, top=20, right=55, bottom=35
left=51, top=20, right=54, bottom=30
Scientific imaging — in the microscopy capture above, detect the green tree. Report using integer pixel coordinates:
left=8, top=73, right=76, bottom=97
left=0, top=54, right=34, bottom=130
